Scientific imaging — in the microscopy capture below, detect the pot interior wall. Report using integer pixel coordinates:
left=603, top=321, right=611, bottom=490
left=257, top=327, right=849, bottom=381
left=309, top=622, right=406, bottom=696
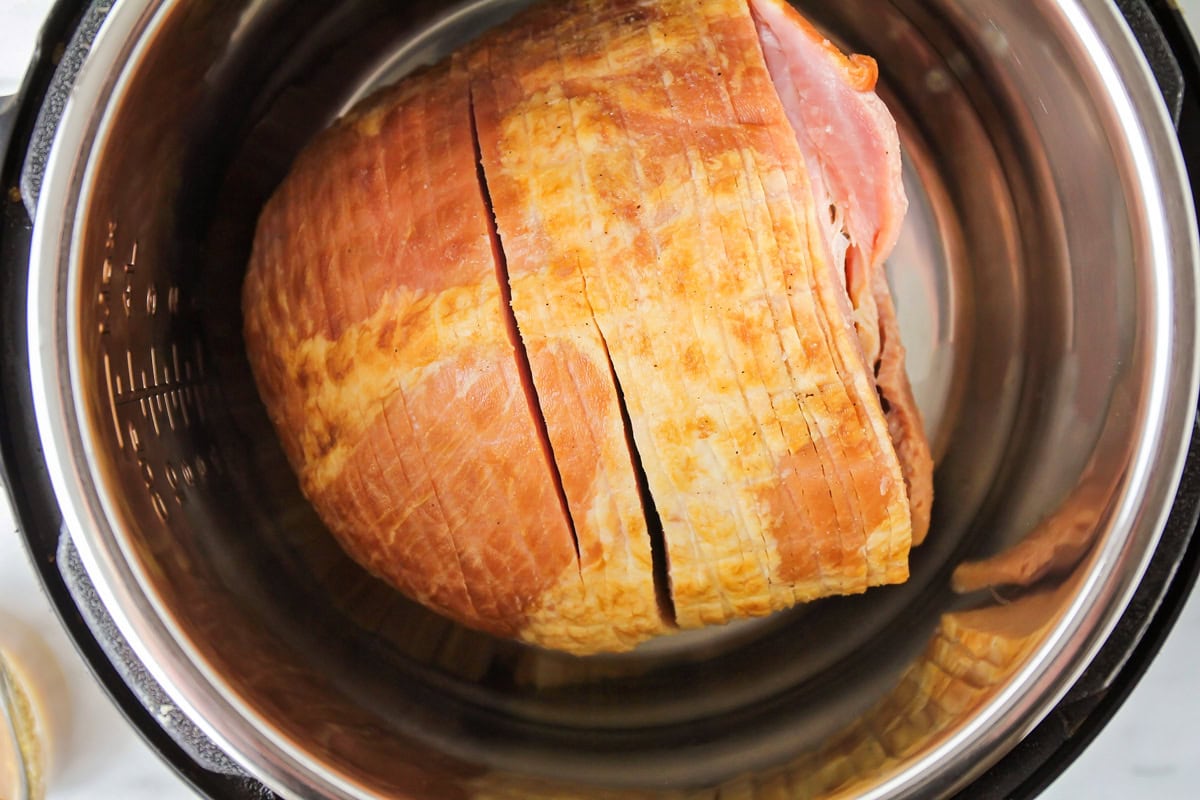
left=60, top=0, right=1163, bottom=795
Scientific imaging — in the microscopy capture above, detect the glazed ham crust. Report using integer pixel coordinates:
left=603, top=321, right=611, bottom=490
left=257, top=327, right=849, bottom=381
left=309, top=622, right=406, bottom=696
left=243, top=0, right=931, bottom=654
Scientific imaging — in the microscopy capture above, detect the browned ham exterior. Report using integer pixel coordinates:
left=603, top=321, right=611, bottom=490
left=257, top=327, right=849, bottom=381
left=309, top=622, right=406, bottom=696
left=243, top=61, right=590, bottom=646
left=243, top=0, right=931, bottom=654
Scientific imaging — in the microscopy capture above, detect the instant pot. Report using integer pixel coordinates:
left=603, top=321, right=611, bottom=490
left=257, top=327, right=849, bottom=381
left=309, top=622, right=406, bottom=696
left=1, top=0, right=1199, bottom=798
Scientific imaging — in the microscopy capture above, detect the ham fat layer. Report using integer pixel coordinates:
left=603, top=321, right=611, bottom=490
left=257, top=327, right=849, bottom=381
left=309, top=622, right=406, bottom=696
left=243, top=0, right=927, bottom=654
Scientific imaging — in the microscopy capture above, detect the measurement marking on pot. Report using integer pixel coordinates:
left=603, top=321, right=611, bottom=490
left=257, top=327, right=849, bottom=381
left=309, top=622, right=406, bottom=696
left=98, top=289, right=111, bottom=334
left=163, top=390, right=177, bottom=431
left=93, top=222, right=221, bottom=523
left=109, top=345, right=205, bottom=414
left=103, top=352, right=123, bottom=447
left=150, top=490, right=168, bottom=521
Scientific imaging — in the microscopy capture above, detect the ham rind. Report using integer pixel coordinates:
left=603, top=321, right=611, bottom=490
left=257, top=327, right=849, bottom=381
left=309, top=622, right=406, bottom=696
left=243, top=62, right=589, bottom=646
left=750, top=0, right=934, bottom=546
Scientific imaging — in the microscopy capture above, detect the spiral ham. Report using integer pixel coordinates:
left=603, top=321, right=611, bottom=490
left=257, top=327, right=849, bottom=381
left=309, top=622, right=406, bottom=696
left=243, top=0, right=932, bottom=654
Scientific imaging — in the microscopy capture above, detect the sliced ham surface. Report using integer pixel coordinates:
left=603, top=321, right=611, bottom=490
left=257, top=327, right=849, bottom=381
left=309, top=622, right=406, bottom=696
left=243, top=0, right=929, bottom=654
left=468, top=34, right=671, bottom=646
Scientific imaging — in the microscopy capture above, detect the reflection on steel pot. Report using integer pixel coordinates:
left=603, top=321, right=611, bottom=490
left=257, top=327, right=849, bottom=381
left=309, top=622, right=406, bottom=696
left=1, top=0, right=1198, bottom=798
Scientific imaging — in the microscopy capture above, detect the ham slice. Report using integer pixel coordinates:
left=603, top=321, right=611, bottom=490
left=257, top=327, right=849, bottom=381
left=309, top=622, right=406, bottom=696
left=467, top=38, right=671, bottom=646
left=243, top=0, right=929, bottom=653
left=751, top=0, right=933, bottom=544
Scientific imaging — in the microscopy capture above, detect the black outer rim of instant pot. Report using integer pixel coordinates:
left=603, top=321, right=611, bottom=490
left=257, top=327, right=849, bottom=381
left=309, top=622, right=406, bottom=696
left=0, top=2, right=1197, bottom=799
left=0, top=4, right=278, bottom=797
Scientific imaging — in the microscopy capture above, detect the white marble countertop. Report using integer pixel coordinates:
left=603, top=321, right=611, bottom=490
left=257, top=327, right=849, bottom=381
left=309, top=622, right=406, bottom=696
left=1, top=1, right=1199, bottom=798
left=1, top=505, right=188, bottom=798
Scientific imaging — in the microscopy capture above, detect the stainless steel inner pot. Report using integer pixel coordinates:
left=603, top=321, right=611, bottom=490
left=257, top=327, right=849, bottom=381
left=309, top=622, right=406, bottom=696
left=23, top=0, right=1200, bottom=797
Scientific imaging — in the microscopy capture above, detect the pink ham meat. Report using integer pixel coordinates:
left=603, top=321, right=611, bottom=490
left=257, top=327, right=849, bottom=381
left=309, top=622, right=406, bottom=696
left=243, top=0, right=930, bottom=654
